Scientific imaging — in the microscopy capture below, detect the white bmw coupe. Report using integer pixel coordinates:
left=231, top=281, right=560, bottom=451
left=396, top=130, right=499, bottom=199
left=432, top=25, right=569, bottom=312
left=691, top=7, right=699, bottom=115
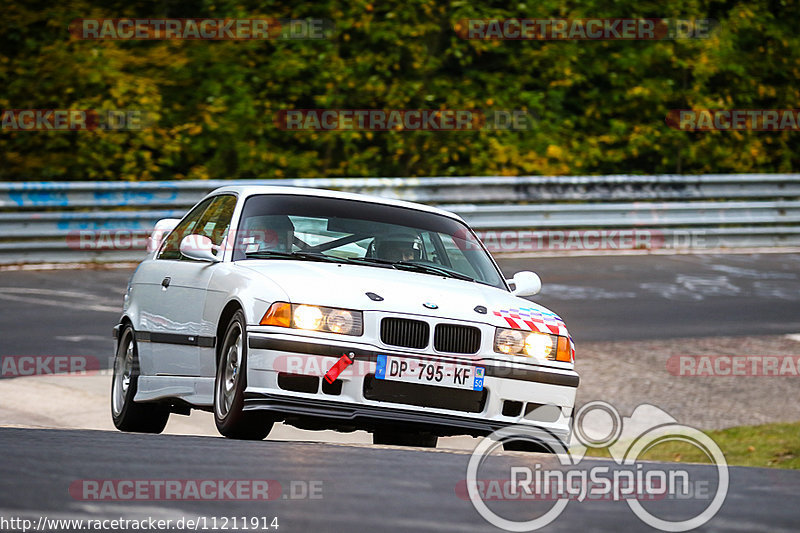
left=112, top=186, right=579, bottom=449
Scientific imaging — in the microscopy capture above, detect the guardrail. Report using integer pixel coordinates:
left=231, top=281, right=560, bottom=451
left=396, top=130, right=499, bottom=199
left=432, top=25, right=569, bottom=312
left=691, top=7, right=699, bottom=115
left=1, top=174, right=799, bottom=263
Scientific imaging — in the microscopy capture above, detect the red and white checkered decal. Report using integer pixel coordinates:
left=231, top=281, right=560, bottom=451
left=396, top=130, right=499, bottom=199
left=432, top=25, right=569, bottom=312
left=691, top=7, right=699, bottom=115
left=494, top=306, right=567, bottom=335
left=494, top=306, right=576, bottom=361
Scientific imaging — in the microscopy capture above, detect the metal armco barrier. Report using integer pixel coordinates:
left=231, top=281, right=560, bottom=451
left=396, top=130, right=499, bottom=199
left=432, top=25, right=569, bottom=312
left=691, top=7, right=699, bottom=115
left=1, top=174, right=798, bottom=264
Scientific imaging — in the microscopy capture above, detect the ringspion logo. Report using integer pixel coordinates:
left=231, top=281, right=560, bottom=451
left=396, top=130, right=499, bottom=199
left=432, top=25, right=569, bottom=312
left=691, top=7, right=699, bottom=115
left=465, top=402, right=728, bottom=531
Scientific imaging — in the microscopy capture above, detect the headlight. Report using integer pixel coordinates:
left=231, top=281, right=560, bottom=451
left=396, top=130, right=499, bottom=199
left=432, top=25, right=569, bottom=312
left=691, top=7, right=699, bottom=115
left=293, top=305, right=324, bottom=330
left=525, top=332, right=554, bottom=358
left=494, top=328, right=525, bottom=354
left=494, top=327, right=571, bottom=362
left=326, top=309, right=355, bottom=334
left=261, top=302, right=363, bottom=336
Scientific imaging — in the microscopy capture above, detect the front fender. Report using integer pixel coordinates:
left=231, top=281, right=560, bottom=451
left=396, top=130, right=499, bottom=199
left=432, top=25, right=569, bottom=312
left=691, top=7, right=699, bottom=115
left=204, top=262, right=291, bottom=330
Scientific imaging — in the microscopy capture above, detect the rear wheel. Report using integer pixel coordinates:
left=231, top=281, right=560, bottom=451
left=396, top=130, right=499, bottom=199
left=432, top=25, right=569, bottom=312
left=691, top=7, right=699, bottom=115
left=373, top=429, right=438, bottom=448
left=111, top=325, right=170, bottom=433
left=214, top=310, right=274, bottom=440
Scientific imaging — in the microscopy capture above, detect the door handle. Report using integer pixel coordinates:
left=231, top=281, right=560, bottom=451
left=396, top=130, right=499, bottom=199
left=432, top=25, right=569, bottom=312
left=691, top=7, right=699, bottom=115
left=161, top=277, right=171, bottom=288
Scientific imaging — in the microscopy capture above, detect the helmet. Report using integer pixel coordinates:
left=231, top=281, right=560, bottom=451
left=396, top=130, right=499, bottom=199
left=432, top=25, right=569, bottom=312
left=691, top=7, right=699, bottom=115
left=374, top=232, right=420, bottom=262
left=241, top=215, right=295, bottom=252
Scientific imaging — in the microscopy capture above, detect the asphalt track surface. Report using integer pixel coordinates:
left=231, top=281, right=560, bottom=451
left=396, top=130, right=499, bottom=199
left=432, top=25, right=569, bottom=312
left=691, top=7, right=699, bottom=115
left=1, top=427, right=799, bottom=532
left=2, top=253, right=799, bottom=364
left=1, top=253, right=800, bottom=532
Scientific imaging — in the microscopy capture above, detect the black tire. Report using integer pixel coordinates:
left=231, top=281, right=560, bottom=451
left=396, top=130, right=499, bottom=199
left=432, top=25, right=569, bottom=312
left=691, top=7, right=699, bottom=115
left=502, top=439, right=554, bottom=453
left=373, top=429, right=438, bottom=448
left=111, top=325, right=170, bottom=433
left=214, top=310, right=274, bottom=440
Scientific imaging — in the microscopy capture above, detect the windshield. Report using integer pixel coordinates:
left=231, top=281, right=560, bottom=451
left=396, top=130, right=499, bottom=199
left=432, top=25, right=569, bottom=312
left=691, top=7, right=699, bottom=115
left=232, top=194, right=506, bottom=289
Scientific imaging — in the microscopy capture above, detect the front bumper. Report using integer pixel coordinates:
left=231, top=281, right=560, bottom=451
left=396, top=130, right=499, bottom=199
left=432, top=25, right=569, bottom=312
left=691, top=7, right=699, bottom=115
left=245, top=330, right=579, bottom=440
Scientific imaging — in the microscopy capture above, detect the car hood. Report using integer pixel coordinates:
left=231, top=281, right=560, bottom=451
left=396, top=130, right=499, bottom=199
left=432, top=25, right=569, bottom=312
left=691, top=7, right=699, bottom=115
left=237, top=260, right=569, bottom=333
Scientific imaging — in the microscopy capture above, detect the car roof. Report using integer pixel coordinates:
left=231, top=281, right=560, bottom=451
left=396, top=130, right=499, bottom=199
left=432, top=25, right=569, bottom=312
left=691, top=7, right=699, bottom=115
left=206, top=185, right=466, bottom=222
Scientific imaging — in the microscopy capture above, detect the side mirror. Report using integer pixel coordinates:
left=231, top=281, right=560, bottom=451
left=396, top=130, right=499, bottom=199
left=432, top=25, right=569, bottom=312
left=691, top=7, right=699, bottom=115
left=180, top=235, right=220, bottom=262
left=508, top=271, right=541, bottom=297
left=146, top=218, right=181, bottom=253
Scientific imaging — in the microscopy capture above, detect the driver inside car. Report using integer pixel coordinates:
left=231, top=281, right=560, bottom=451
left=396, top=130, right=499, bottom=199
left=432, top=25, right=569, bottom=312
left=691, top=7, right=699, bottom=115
left=375, top=233, right=421, bottom=262
left=240, top=215, right=296, bottom=253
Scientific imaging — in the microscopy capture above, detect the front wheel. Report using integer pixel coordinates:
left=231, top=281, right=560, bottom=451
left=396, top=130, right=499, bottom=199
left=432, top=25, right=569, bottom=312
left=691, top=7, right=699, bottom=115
left=111, top=325, right=170, bottom=433
left=373, top=429, right=438, bottom=448
left=214, top=310, right=274, bottom=440
left=502, top=440, right=553, bottom=453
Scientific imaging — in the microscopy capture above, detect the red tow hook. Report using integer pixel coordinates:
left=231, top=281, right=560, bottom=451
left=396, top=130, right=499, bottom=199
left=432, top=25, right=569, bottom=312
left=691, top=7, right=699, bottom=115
left=324, top=352, right=355, bottom=384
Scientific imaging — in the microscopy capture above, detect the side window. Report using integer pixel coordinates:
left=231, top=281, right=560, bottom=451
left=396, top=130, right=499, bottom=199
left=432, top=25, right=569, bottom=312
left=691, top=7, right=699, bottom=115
left=159, top=195, right=237, bottom=260
left=157, top=198, right=215, bottom=260
left=193, top=195, right=237, bottom=248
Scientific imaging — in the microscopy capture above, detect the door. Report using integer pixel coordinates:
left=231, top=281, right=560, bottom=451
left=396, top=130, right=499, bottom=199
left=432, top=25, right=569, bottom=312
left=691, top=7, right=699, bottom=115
left=137, top=194, right=237, bottom=376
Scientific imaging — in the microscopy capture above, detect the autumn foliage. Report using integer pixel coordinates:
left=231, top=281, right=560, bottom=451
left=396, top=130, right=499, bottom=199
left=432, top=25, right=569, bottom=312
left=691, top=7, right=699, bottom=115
left=1, top=0, right=799, bottom=180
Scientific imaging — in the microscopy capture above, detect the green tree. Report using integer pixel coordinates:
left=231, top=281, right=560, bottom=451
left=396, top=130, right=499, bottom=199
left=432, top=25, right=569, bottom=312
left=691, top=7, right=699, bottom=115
left=1, top=0, right=798, bottom=180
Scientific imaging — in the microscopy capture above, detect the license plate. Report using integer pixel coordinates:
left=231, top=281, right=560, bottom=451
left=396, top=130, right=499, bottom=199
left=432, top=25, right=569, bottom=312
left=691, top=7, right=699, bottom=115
left=375, top=354, right=484, bottom=391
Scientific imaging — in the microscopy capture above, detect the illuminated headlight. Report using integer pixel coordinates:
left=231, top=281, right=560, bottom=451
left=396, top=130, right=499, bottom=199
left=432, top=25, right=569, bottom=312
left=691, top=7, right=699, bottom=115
left=524, top=332, right=554, bottom=359
left=293, top=305, right=324, bottom=330
left=494, top=327, right=571, bottom=362
left=494, top=328, right=525, bottom=354
left=325, top=309, right=356, bottom=334
left=261, top=302, right=363, bottom=336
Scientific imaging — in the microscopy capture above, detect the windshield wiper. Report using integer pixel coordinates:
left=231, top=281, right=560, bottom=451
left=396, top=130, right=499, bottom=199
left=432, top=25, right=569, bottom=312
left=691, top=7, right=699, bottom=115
left=292, top=251, right=345, bottom=263
left=250, top=252, right=475, bottom=281
left=392, top=261, right=475, bottom=282
left=343, top=256, right=475, bottom=281
left=342, top=256, right=396, bottom=268
left=244, top=250, right=345, bottom=263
